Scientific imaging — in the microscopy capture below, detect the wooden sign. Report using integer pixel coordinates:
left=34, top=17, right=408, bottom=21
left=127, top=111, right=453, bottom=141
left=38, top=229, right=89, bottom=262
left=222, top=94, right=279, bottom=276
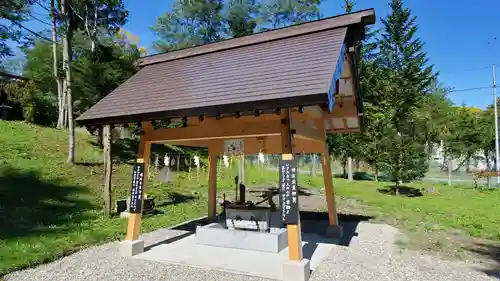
left=224, top=139, right=244, bottom=156
left=279, top=159, right=298, bottom=224
left=129, top=162, right=145, bottom=214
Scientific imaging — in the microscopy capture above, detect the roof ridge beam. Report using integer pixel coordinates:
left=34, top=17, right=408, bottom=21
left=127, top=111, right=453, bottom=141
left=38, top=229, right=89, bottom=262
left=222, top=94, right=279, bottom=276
left=137, top=9, right=375, bottom=67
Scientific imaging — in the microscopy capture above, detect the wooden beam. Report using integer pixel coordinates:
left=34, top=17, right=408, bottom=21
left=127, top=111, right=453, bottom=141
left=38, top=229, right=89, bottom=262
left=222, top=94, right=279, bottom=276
left=325, top=102, right=358, bottom=119
left=327, top=127, right=361, bottom=133
left=148, top=119, right=281, bottom=142
left=125, top=122, right=152, bottom=241
left=291, top=120, right=323, bottom=143
left=183, top=105, right=355, bottom=127
left=182, top=136, right=325, bottom=155
left=281, top=109, right=303, bottom=261
left=315, top=119, right=338, bottom=226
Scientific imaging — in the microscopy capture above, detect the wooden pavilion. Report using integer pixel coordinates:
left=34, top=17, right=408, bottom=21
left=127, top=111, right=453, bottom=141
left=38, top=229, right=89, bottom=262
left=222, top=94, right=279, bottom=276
left=76, top=8, right=375, bottom=267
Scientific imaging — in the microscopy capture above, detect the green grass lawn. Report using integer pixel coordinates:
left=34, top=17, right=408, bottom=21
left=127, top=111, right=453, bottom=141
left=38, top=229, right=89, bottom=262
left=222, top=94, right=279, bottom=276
left=332, top=180, right=500, bottom=240
left=0, top=121, right=280, bottom=276
left=1, top=120, right=500, bottom=275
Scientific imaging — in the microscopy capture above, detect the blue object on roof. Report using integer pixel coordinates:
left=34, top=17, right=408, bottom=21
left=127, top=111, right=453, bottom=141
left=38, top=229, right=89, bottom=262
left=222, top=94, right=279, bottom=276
left=328, top=43, right=347, bottom=112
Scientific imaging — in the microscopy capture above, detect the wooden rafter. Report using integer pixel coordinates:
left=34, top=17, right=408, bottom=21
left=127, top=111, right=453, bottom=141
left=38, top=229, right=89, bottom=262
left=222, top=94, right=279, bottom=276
left=147, top=119, right=282, bottom=142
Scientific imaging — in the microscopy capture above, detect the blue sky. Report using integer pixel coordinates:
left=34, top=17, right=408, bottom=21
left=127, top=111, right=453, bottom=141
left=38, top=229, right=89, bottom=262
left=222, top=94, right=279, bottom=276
left=8, top=0, right=500, bottom=108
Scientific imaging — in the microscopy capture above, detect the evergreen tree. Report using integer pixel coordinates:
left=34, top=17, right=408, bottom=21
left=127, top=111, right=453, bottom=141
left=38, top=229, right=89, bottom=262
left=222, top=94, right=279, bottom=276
left=151, top=0, right=225, bottom=52
left=259, top=0, right=321, bottom=30
left=226, top=0, right=260, bottom=38
left=0, top=0, right=34, bottom=58
left=375, top=0, right=436, bottom=188
left=327, top=133, right=362, bottom=178
left=378, top=0, right=436, bottom=131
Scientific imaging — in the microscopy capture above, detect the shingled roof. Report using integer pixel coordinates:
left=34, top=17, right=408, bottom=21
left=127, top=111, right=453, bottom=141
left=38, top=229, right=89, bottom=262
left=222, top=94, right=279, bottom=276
left=76, top=9, right=375, bottom=126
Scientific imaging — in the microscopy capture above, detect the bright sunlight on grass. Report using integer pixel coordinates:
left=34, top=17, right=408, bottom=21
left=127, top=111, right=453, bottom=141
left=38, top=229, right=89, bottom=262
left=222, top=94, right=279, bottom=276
left=0, top=121, right=279, bottom=275
left=1, top=120, right=500, bottom=275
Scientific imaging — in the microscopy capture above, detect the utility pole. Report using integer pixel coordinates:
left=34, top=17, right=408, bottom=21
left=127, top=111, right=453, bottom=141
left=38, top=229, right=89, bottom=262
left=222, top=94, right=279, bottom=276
left=493, top=65, right=500, bottom=185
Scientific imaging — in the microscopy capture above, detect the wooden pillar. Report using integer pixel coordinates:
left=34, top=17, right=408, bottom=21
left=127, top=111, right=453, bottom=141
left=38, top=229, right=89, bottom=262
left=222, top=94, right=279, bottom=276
left=125, top=122, right=152, bottom=241
left=316, top=119, right=339, bottom=226
left=321, top=148, right=338, bottom=226
left=281, top=108, right=303, bottom=261
left=208, top=148, right=217, bottom=220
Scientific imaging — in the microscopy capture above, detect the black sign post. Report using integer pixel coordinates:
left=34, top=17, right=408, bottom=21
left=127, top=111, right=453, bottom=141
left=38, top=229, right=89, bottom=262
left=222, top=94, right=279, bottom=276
left=129, top=162, right=145, bottom=214
left=279, top=158, right=298, bottom=224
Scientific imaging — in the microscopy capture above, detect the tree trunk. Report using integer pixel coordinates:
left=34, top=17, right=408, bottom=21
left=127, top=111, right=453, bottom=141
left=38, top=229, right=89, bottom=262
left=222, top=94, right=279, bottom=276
left=154, top=153, right=159, bottom=175
left=62, top=90, right=67, bottom=128
left=62, top=0, right=75, bottom=164
left=51, top=0, right=64, bottom=129
left=311, top=154, right=316, bottom=176
left=103, top=125, right=112, bottom=216
left=465, top=155, right=471, bottom=173
left=453, top=158, right=465, bottom=172
left=347, top=157, right=353, bottom=181
left=97, top=126, right=104, bottom=148
left=374, top=163, right=379, bottom=182
left=440, top=150, right=447, bottom=171
left=447, top=158, right=452, bottom=186
left=485, top=152, right=490, bottom=171
left=176, top=154, right=180, bottom=171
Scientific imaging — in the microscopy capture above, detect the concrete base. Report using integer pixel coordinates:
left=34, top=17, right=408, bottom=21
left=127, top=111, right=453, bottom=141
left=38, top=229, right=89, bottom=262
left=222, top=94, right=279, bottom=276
left=196, top=222, right=288, bottom=253
left=119, top=240, right=144, bottom=257
left=282, top=259, right=311, bottom=281
left=135, top=228, right=335, bottom=280
left=325, top=225, right=343, bottom=239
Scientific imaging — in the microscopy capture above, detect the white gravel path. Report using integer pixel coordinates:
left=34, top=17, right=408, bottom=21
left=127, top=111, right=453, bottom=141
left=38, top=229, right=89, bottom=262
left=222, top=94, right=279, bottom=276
left=310, top=223, right=497, bottom=281
left=5, top=222, right=498, bottom=281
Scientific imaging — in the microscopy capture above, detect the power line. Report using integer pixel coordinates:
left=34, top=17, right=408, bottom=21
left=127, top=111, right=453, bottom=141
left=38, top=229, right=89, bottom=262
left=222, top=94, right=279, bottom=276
left=448, top=86, right=492, bottom=93
left=11, top=20, right=54, bottom=43
left=27, top=13, right=51, bottom=26
left=439, top=66, right=491, bottom=76
left=34, top=0, right=51, bottom=13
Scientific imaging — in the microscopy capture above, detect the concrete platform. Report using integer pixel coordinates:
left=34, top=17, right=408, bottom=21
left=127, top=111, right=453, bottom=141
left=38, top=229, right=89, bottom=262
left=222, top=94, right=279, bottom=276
left=195, top=222, right=288, bottom=253
left=133, top=229, right=339, bottom=280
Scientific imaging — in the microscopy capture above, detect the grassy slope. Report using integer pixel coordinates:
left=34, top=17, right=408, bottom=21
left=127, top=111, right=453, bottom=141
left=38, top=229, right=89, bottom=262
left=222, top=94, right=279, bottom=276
left=0, top=121, right=279, bottom=275
left=1, top=120, right=500, bottom=274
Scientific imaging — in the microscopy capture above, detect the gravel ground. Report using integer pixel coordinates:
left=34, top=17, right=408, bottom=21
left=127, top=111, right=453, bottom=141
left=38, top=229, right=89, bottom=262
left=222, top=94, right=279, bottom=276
left=311, top=223, right=498, bottom=281
left=5, top=222, right=498, bottom=281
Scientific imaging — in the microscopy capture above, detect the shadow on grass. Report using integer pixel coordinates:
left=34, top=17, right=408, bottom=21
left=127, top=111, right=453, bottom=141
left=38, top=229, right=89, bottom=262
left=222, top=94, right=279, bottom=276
left=334, top=172, right=392, bottom=181
left=0, top=166, right=95, bottom=240
left=466, top=242, right=500, bottom=278
left=377, top=185, right=423, bottom=197
left=74, top=162, right=102, bottom=167
left=156, top=191, right=197, bottom=208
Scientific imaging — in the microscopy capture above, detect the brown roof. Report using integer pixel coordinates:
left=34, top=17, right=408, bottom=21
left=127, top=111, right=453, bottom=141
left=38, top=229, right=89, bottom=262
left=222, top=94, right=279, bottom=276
left=77, top=9, right=375, bottom=125
left=0, top=71, right=29, bottom=81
